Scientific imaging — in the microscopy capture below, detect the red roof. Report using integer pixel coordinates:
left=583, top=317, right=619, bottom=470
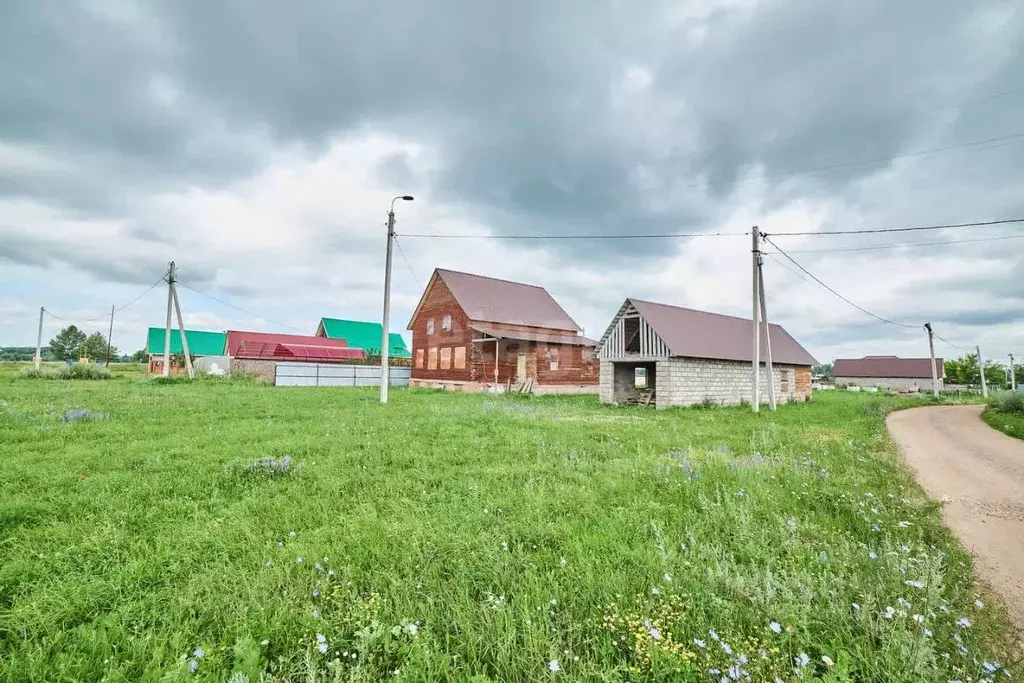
left=834, top=356, right=944, bottom=379
left=247, top=343, right=367, bottom=362
left=226, top=330, right=349, bottom=357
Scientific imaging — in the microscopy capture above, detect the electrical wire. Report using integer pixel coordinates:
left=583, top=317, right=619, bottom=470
left=932, top=332, right=973, bottom=353
left=393, top=237, right=423, bottom=290
left=767, top=233, right=1024, bottom=254
left=398, top=229, right=747, bottom=240
left=176, top=281, right=306, bottom=333
left=766, top=217, right=1024, bottom=237
left=762, top=235, right=920, bottom=329
left=43, top=276, right=166, bottom=324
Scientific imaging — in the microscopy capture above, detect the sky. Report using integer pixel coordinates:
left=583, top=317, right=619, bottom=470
left=1, top=0, right=1022, bottom=365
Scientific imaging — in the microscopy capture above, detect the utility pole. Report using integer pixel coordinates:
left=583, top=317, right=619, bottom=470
left=924, top=323, right=939, bottom=398
left=751, top=227, right=761, bottom=412
left=380, top=195, right=414, bottom=404
left=163, top=262, right=174, bottom=377
left=105, top=304, right=115, bottom=367
left=976, top=345, right=988, bottom=398
left=34, top=306, right=44, bottom=370
left=168, top=262, right=194, bottom=379
left=1010, top=353, right=1016, bottom=392
left=758, top=257, right=776, bottom=411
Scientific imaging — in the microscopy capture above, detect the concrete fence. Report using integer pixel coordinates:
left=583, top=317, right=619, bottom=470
left=275, top=363, right=411, bottom=388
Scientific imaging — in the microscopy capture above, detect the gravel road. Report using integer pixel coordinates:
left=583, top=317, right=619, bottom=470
left=888, top=404, right=1024, bottom=629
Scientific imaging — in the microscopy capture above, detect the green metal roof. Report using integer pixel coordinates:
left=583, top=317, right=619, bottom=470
left=146, top=327, right=227, bottom=356
left=318, top=318, right=411, bottom=357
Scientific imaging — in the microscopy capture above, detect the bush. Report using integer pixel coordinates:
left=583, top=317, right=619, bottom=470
left=21, top=364, right=111, bottom=380
left=987, top=390, right=1024, bottom=414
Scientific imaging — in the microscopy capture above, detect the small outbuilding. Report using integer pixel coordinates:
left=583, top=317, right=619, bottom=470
left=833, top=356, right=944, bottom=392
left=595, top=298, right=816, bottom=408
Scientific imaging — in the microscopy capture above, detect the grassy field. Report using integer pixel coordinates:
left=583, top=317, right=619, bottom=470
left=0, top=364, right=1018, bottom=682
left=982, top=391, right=1024, bottom=441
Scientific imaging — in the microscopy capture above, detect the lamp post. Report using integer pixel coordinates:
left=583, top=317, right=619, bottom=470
left=380, top=195, right=414, bottom=404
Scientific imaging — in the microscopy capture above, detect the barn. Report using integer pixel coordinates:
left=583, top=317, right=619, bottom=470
left=833, top=356, right=944, bottom=392
left=595, top=298, right=816, bottom=408
left=225, top=330, right=366, bottom=382
left=146, top=327, right=227, bottom=375
left=406, top=268, right=598, bottom=392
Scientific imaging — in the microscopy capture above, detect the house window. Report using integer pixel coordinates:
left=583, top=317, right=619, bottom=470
left=415, top=349, right=424, bottom=369
left=453, top=346, right=466, bottom=369
left=441, top=314, right=452, bottom=331
left=426, top=318, right=435, bottom=335
left=547, top=347, right=560, bottom=371
left=428, top=347, right=438, bottom=370
left=440, top=347, right=452, bottom=370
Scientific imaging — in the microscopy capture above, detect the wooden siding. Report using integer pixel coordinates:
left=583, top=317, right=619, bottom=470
left=597, top=305, right=670, bottom=359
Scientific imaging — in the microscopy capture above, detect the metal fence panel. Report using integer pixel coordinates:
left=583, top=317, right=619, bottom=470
left=274, top=363, right=409, bottom=387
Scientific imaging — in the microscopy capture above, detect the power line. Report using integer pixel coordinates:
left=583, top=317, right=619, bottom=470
left=767, top=233, right=1024, bottom=254
left=393, top=237, right=423, bottom=290
left=176, top=281, right=306, bottom=333
left=766, top=217, right=1024, bottom=237
left=42, top=276, right=166, bottom=325
left=398, top=230, right=747, bottom=240
left=762, top=235, right=919, bottom=329
left=933, top=332, right=973, bottom=353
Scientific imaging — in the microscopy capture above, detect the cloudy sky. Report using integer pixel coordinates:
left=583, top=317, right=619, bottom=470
left=1, top=0, right=1022, bottom=365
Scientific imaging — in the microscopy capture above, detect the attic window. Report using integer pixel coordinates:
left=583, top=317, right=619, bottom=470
left=441, top=314, right=452, bottom=331
left=623, top=316, right=641, bottom=353
left=426, top=318, right=435, bottom=335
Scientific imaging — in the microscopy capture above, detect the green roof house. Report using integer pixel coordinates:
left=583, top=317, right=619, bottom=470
left=315, top=318, right=411, bottom=358
left=146, top=327, right=227, bottom=357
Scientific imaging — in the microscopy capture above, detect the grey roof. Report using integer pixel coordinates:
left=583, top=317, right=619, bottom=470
left=432, top=269, right=582, bottom=331
left=834, top=356, right=944, bottom=379
left=624, top=298, right=818, bottom=366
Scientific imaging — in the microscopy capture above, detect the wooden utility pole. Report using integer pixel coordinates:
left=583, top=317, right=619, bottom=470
left=163, top=262, right=174, bottom=377
left=34, top=306, right=44, bottom=370
left=104, top=304, right=115, bottom=367
left=976, top=345, right=988, bottom=398
left=924, top=323, right=939, bottom=398
left=1010, top=353, right=1016, bottom=392
left=758, top=258, right=776, bottom=411
left=751, top=227, right=761, bottom=413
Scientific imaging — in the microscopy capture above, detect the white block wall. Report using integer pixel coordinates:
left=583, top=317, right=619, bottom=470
left=835, top=376, right=942, bottom=392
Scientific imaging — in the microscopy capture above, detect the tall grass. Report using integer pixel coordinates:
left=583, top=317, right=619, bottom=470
left=0, top=382, right=1017, bottom=681
left=983, top=390, right=1024, bottom=440
left=19, top=363, right=112, bottom=380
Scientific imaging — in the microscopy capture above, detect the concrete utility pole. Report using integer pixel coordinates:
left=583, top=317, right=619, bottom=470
left=34, top=306, right=44, bottom=370
left=105, top=304, right=115, bottom=367
left=170, top=272, right=194, bottom=379
left=751, top=227, right=761, bottom=412
left=163, top=262, right=174, bottom=377
left=924, top=323, right=939, bottom=398
left=1010, top=353, right=1016, bottom=392
left=758, top=257, right=776, bottom=411
left=976, top=345, right=988, bottom=398
left=380, top=195, right=414, bottom=404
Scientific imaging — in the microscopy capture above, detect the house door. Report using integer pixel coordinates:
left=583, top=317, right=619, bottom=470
left=517, top=354, right=527, bottom=381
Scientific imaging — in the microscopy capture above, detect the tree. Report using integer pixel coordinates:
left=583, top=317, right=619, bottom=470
left=944, top=353, right=1007, bottom=389
left=49, top=326, right=87, bottom=360
left=129, top=349, right=148, bottom=363
left=813, top=363, right=833, bottom=377
left=79, top=332, right=116, bottom=361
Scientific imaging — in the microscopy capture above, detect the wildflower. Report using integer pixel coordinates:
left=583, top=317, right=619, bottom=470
left=289, top=530, right=296, bottom=537
left=884, top=606, right=896, bottom=619
left=851, top=603, right=861, bottom=611
left=193, top=648, right=204, bottom=659
left=770, top=621, right=782, bottom=634
left=897, top=521, right=912, bottom=528
left=260, top=639, right=269, bottom=646
left=548, top=659, right=560, bottom=673
left=721, top=641, right=733, bottom=655
left=974, top=599, right=984, bottom=608
left=923, top=628, right=933, bottom=637
left=328, top=569, right=335, bottom=576
left=912, top=614, right=925, bottom=624
left=868, top=551, right=878, bottom=560
left=277, top=541, right=284, bottom=548
left=955, top=617, right=972, bottom=628
left=405, top=622, right=419, bottom=636
left=651, top=587, right=660, bottom=596
left=694, top=638, right=706, bottom=648
left=709, top=629, right=720, bottom=641
left=643, top=620, right=662, bottom=641
left=905, top=580, right=925, bottom=589
left=822, top=655, right=834, bottom=667
left=315, top=563, right=323, bottom=571
left=709, top=669, right=721, bottom=675
left=296, top=557, right=303, bottom=564
left=871, top=524, right=880, bottom=532
left=664, top=573, right=673, bottom=582
left=311, top=608, right=320, bottom=618
left=983, top=661, right=999, bottom=673
left=939, top=604, right=950, bottom=613
left=897, top=597, right=911, bottom=608
left=264, top=560, right=272, bottom=568
left=680, top=542, right=687, bottom=552
left=316, top=633, right=328, bottom=655
left=501, top=541, right=508, bottom=551
left=775, top=679, right=785, bottom=683
left=188, top=659, right=199, bottom=674
left=560, top=557, right=567, bottom=567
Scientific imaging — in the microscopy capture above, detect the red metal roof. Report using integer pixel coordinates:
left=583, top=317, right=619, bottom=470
left=226, top=330, right=349, bottom=357
left=834, top=357, right=944, bottom=379
left=259, top=343, right=367, bottom=361
left=470, top=324, right=596, bottom=346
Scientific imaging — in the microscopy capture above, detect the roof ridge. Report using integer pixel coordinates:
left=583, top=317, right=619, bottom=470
left=629, top=297, right=787, bottom=328
left=437, top=268, right=547, bottom=290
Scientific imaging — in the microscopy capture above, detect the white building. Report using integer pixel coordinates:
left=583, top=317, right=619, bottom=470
left=833, top=356, right=944, bottom=392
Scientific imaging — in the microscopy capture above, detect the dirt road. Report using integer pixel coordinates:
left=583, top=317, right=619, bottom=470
left=888, top=405, right=1024, bottom=628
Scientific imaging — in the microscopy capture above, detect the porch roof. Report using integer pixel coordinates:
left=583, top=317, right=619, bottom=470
left=469, top=324, right=596, bottom=347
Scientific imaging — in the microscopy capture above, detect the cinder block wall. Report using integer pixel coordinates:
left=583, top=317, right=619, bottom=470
left=654, top=358, right=810, bottom=408
left=834, top=376, right=941, bottom=391
left=231, top=358, right=276, bottom=383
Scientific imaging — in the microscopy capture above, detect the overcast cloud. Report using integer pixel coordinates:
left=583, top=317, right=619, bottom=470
left=1, top=0, right=1022, bottom=364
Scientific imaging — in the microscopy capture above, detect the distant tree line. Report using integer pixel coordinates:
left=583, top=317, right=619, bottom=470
left=944, top=353, right=1021, bottom=389
left=0, top=346, right=53, bottom=361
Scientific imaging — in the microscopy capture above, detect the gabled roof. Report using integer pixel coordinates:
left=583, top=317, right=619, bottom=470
left=146, top=327, right=226, bottom=356
left=408, top=268, right=582, bottom=332
left=598, top=298, right=817, bottom=366
left=226, top=330, right=348, bottom=358
left=317, top=318, right=411, bottom=357
left=834, top=356, right=944, bottom=379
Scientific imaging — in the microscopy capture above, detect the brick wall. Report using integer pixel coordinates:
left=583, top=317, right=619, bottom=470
left=600, top=358, right=811, bottom=407
left=409, top=277, right=474, bottom=382
left=231, top=358, right=276, bottom=383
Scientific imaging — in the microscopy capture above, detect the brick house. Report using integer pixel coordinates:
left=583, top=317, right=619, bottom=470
left=833, top=356, right=944, bottom=392
left=407, top=268, right=598, bottom=392
left=595, top=298, right=816, bottom=408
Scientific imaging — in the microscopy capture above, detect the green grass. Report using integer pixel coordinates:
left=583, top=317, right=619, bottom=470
left=982, top=390, right=1024, bottom=440
left=0, top=364, right=1019, bottom=681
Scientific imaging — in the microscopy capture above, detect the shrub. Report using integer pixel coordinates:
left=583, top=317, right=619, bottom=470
left=21, top=364, right=111, bottom=380
left=987, top=390, right=1024, bottom=414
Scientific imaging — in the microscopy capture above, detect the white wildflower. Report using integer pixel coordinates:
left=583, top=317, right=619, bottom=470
left=822, top=655, right=834, bottom=667
left=548, top=659, right=560, bottom=673
left=651, top=587, right=660, bottom=596
left=664, top=573, right=673, bottom=582
left=905, top=580, right=925, bottom=589
left=974, top=599, right=984, bottom=608
left=770, top=621, right=782, bottom=634
left=956, top=617, right=972, bottom=628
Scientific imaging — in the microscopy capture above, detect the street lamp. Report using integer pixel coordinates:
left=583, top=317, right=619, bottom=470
left=380, top=195, right=414, bottom=404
